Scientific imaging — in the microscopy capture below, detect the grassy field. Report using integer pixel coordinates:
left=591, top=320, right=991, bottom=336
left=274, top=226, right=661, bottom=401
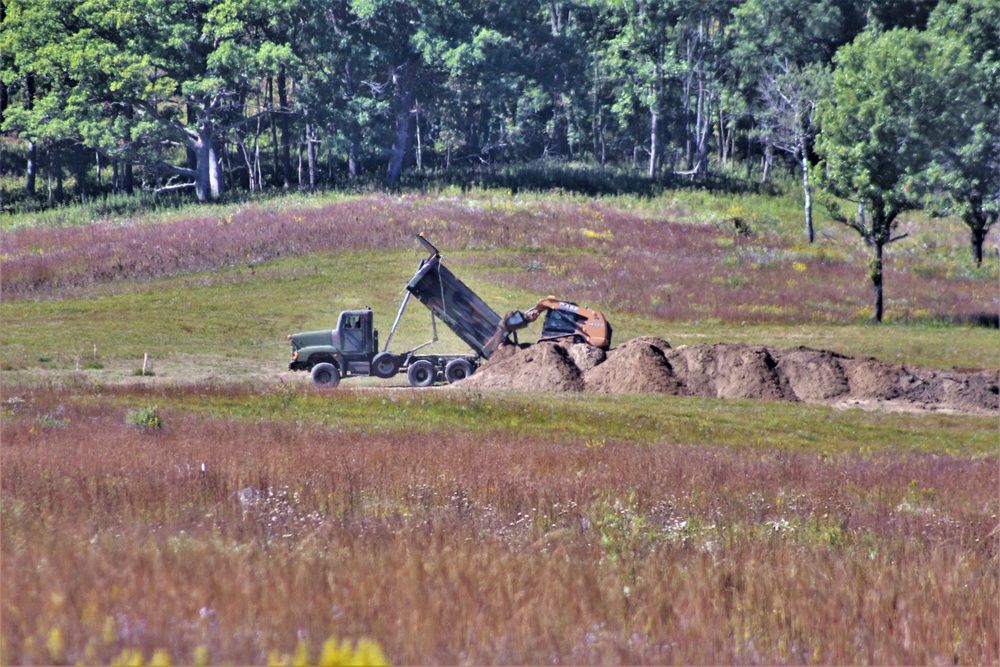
left=2, top=188, right=998, bottom=665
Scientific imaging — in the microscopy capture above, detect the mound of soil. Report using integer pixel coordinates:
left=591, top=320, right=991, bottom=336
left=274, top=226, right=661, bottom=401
left=843, top=359, right=913, bottom=400
left=839, top=363, right=999, bottom=413
left=461, top=341, right=584, bottom=392
left=771, top=346, right=851, bottom=402
left=561, top=341, right=607, bottom=373
left=457, top=338, right=999, bottom=416
left=584, top=337, right=682, bottom=394
left=664, top=343, right=792, bottom=401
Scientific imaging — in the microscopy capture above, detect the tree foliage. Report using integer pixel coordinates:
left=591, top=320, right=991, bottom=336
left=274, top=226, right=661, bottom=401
left=815, top=27, right=978, bottom=321
left=925, top=0, right=1000, bottom=266
left=2, top=0, right=997, bottom=301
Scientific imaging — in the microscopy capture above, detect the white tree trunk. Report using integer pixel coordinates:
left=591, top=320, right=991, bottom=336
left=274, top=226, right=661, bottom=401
left=649, top=106, right=658, bottom=179
left=800, top=148, right=813, bottom=243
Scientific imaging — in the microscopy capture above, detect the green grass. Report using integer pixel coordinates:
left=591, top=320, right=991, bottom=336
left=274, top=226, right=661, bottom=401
left=0, top=187, right=369, bottom=231
left=41, top=384, right=989, bottom=458
left=3, top=246, right=996, bottom=374
left=0, top=250, right=524, bottom=369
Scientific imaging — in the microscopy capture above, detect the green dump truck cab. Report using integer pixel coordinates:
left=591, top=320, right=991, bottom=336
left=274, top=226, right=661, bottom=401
left=287, top=308, right=379, bottom=375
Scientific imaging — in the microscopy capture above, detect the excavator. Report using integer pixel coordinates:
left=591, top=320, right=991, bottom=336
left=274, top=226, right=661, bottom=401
left=493, top=296, right=612, bottom=351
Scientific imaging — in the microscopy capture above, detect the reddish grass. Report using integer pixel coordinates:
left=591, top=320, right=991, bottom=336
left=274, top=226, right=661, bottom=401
left=2, top=195, right=995, bottom=325
left=2, top=385, right=997, bottom=665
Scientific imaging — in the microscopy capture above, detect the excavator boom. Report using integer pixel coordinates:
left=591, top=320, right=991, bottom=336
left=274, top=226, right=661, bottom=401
left=500, top=295, right=612, bottom=350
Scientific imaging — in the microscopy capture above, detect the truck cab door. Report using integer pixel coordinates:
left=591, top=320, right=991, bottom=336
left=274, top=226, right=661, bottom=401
left=339, top=313, right=366, bottom=354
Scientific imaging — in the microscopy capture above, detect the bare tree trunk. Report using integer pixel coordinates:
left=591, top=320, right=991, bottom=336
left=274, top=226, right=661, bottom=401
left=191, top=123, right=223, bottom=202
left=464, top=103, right=479, bottom=157
left=209, top=139, right=222, bottom=198
left=76, top=145, right=88, bottom=201
left=25, top=75, right=37, bottom=198
left=123, top=162, right=133, bottom=194
left=0, top=73, right=6, bottom=130
left=255, top=132, right=263, bottom=190
left=306, top=122, right=317, bottom=191
left=971, top=224, right=985, bottom=267
left=123, top=104, right=134, bottom=194
left=871, top=237, right=884, bottom=323
left=387, top=62, right=417, bottom=184
left=52, top=144, right=63, bottom=204
left=234, top=132, right=251, bottom=191
left=693, top=84, right=702, bottom=172
left=718, top=106, right=726, bottom=164
left=327, top=137, right=334, bottom=182
left=267, top=76, right=279, bottom=186
left=26, top=140, right=37, bottom=198
left=592, top=59, right=602, bottom=163
left=186, top=105, right=198, bottom=169
left=548, top=6, right=570, bottom=161
left=348, top=128, right=361, bottom=178
left=297, top=129, right=303, bottom=186
left=648, top=105, right=659, bottom=180
left=800, top=147, right=813, bottom=243
left=966, top=211, right=988, bottom=267
left=277, top=68, right=293, bottom=188
left=682, top=41, right=695, bottom=170
left=550, top=91, right=569, bottom=158
left=695, top=88, right=712, bottom=174
left=414, top=108, right=422, bottom=171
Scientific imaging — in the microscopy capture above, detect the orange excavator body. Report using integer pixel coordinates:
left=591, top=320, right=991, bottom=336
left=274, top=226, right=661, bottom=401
left=501, top=296, right=612, bottom=350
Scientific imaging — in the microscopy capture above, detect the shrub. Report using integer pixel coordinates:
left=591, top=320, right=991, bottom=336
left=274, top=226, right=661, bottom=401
left=35, top=413, right=67, bottom=429
left=125, top=405, right=162, bottom=430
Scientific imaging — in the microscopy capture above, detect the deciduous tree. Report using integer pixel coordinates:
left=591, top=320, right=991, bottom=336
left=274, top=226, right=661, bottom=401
left=926, top=0, right=1000, bottom=267
left=816, top=27, right=976, bottom=322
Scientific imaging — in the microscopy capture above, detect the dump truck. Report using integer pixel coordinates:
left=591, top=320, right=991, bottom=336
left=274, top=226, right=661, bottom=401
left=287, top=233, right=503, bottom=388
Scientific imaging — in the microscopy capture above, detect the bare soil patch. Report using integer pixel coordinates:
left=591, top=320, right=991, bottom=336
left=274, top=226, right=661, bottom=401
left=459, top=339, right=999, bottom=416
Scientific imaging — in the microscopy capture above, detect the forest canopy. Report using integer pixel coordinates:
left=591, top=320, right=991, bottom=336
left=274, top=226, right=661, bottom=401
left=1, top=0, right=997, bottom=287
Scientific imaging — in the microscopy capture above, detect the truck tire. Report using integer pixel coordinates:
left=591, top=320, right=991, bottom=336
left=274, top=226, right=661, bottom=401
left=445, top=358, right=474, bottom=384
left=311, top=362, right=341, bottom=388
left=407, top=360, right=437, bottom=388
left=371, top=352, right=400, bottom=379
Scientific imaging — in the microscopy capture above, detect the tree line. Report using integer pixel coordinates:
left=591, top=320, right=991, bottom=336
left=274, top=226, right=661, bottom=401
left=1, top=0, right=997, bottom=320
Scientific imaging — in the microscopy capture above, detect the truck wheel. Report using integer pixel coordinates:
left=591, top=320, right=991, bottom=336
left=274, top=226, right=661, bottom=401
left=371, top=352, right=400, bottom=379
left=407, top=360, right=437, bottom=388
left=311, top=362, right=341, bottom=388
left=445, top=359, right=474, bottom=384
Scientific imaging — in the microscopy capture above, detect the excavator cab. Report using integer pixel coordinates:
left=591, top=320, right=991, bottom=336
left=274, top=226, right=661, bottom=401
left=540, top=307, right=590, bottom=341
left=500, top=296, right=612, bottom=350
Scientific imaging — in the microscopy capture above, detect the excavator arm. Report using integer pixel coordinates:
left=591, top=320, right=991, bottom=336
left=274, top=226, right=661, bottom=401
left=498, top=296, right=612, bottom=350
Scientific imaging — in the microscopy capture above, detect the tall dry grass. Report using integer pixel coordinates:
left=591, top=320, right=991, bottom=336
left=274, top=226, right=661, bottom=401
left=2, top=194, right=994, bottom=325
left=2, top=386, right=996, bottom=664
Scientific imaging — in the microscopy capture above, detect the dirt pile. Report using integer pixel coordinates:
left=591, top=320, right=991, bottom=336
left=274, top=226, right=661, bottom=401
left=460, top=342, right=584, bottom=392
left=666, top=344, right=790, bottom=401
left=458, top=340, right=999, bottom=415
left=585, top=337, right=682, bottom=394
